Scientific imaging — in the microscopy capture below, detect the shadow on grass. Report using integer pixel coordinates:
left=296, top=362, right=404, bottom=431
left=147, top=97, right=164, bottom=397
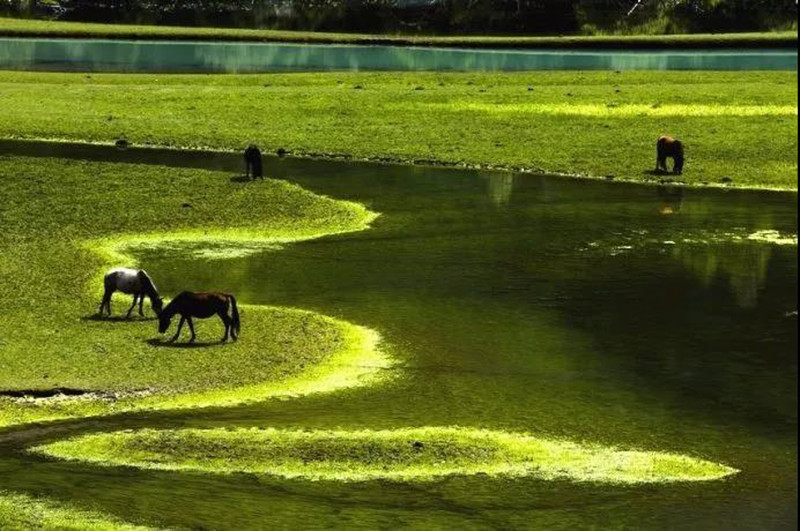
left=82, top=314, right=158, bottom=323
left=229, top=174, right=254, bottom=183
left=644, top=169, right=678, bottom=177
left=146, top=338, right=225, bottom=349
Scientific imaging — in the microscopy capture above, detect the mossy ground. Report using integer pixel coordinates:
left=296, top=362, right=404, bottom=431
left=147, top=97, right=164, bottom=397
left=0, top=70, right=795, bottom=189
left=1, top=17, right=795, bottom=47
left=0, top=155, right=385, bottom=427
left=0, top=490, right=154, bottom=530
left=33, top=426, right=738, bottom=484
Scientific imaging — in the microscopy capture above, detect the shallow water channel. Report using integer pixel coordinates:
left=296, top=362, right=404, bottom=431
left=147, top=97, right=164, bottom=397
left=0, top=38, right=797, bottom=72
left=0, top=142, right=797, bottom=528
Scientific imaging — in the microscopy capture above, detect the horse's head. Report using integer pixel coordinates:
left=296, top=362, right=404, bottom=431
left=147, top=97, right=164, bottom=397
left=158, top=312, right=171, bottom=334
left=152, top=297, right=164, bottom=316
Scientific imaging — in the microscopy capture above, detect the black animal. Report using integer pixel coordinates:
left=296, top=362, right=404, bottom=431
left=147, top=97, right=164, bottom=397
left=656, top=136, right=684, bottom=175
left=244, top=144, right=263, bottom=180
left=158, top=291, right=240, bottom=343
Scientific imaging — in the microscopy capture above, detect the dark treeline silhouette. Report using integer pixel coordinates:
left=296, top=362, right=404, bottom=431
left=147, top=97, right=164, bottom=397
left=3, top=0, right=797, bottom=35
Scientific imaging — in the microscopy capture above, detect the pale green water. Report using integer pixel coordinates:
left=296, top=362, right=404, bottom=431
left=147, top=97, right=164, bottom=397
left=0, top=38, right=796, bottom=72
left=0, top=142, right=796, bottom=529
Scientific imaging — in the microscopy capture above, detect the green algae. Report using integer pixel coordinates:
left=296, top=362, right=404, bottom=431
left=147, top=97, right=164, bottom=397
left=32, top=427, right=738, bottom=484
left=0, top=490, right=155, bottom=530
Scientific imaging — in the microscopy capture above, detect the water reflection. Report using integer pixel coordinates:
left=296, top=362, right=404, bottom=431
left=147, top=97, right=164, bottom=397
left=0, top=39, right=796, bottom=72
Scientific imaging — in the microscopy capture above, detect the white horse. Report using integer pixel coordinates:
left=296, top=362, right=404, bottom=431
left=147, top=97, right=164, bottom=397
left=98, top=268, right=163, bottom=318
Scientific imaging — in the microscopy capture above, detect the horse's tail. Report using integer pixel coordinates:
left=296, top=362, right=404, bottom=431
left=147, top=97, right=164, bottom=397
left=228, top=295, right=241, bottom=335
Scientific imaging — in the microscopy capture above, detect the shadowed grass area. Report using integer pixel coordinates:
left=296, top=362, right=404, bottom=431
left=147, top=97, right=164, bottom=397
left=0, top=155, right=389, bottom=428
left=0, top=70, right=795, bottom=189
left=0, top=17, right=796, bottom=48
left=0, top=490, right=155, bottom=530
left=32, top=427, right=739, bottom=484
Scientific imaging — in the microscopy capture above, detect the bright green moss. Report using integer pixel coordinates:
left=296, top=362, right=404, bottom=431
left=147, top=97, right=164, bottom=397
left=33, top=427, right=739, bottom=484
left=0, top=491, right=154, bottom=530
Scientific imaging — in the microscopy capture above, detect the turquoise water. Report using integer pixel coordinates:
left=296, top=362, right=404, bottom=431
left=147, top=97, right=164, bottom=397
left=0, top=142, right=796, bottom=528
left=0, top=38, right=796, bottom=72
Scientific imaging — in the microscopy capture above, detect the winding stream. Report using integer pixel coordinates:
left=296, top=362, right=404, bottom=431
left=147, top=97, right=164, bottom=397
left=0, top=141, right=797, bottom=528
left=0, top=38, right=796, bottom=72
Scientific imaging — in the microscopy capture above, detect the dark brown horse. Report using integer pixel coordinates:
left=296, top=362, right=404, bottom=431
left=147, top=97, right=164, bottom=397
left=244, top=144, right=263, bottom=180
left=656, top=136, right=685, bottom=175
left=158, top=292, right=240, bottom=343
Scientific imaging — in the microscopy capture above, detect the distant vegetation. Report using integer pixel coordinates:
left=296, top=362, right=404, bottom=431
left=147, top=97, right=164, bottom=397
left=2, top=0, right=797, bottom=35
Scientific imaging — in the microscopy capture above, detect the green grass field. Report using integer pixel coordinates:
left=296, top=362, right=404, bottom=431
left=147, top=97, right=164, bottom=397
left=34, top=426, right=737, bottom=484
left=1, top=17, right=796, bottom=48
left=0, top=155, right=389, bottom=428
left=0, top=70, right=796, bottom=190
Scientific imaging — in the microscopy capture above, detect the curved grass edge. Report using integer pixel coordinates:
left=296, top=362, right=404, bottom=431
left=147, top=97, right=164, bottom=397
left=3, top=136, right=798, bottom=194
left=0, top=490, right=157, bottom=530
left=0, top=196, right=394, bottom=429
left=0, top=17, right=796, bottom=49
left=30, top=426, right=740, bottom=485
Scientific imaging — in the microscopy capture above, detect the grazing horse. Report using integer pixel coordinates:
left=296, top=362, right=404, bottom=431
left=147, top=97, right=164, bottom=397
left=656, top=136, right=685, bottom=175
left=244, top=144, right=263, bottom=180
left=99, top=268, right=163, bottom=318
left=158, top=292, right=240, bottom=343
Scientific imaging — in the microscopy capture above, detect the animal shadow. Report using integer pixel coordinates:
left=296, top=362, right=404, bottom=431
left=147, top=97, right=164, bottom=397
left=229, top=174, right=252, bottom=183
left=146, top=338, right=223, bottom=349
left=82, top=314, right=157, bottom=323
left=644, top=169, right=673, bottom=177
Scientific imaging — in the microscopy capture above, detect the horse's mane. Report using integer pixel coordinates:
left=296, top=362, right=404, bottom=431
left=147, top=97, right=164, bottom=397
left=137, top=270, right=159, bottom=298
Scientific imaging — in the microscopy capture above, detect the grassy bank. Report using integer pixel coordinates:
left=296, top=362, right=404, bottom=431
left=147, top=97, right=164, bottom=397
left=0, top=155, right=388, bottom=428
left=0, top=70, right=796, bottom=189
left=33, top=426, right=738, bottom=484
left=0, top=490, right=155, bottom=530
left=0, top=17, right=796, bottom=48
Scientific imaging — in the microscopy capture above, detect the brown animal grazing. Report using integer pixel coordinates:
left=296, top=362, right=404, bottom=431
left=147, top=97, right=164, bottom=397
left=244, top=144, right=263, bottom=180
left=656, top=136, right=684, bottom=175
left=158, top=292, right=240, bottom=343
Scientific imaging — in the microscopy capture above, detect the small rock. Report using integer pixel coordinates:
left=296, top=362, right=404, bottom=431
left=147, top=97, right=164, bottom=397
left=605, top=173, right=616, bottom=180
left=276, top=148, right=288, bottom=157
left=527, top=87, right=534, bottom=92
left=115, top=138, right=129, bottom=150
left=721, top=176, right=733, bottom=184
left=413, top=86, right=424, bottom=91
left=353, top=85, right=363, bottom=90
left=412, top=441, right=424, bottom=450
left=181, top=203, right=192, bottom=208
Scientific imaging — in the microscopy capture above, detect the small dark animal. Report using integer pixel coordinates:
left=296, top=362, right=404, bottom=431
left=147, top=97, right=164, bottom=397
left=158, top=292, right=240, bottom=343
left=99, top=268, right=163, bottom=318
left=244, top=144, right=263, bottom=180
left=656, top=136, right=685, bottom=175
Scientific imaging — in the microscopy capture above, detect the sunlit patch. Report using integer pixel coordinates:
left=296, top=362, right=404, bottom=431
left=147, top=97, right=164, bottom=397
left=416, top=102, right=798, bottom=118
left=128, top=240, right=284, bottom=260
left=33, top=427, right=738, bottom=484
left=746, top=230, right=798, bottom=246
left=0, top=490, right=152, bottom=530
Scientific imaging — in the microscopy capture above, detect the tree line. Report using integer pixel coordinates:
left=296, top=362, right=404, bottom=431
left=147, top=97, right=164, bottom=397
left=3, top=0, right=797, bottom=34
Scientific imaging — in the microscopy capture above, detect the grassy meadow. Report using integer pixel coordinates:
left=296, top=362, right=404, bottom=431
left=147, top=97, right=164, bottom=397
left=0, top=70, right=796, bottom=189
left=1, top=17, right=796, bottom=48
left=0, top=155, right=389, bottom=427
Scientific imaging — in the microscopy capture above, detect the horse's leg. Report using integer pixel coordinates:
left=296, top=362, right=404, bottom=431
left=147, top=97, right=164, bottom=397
left=219, top=311, right=230, bottom=343
left=187, top=317, right=196, bottom=343
left=138, top=293, right=145, bottom=316
left=99, top=289, right=110, bottom=315
left=170, top=316, right=185, bottom=342
left=125, top=294, right=138, bottom=318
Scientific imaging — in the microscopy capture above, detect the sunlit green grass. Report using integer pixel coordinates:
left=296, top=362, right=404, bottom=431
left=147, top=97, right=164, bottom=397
left=1, top=17, right=795, bottom=48
left=0, top=155, right=388, bottom=428
left=0, top=490, right=154, bottom=530
left=0, top=70, right=795, bottom=189
left=33, top=426, right=738, bottom=484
